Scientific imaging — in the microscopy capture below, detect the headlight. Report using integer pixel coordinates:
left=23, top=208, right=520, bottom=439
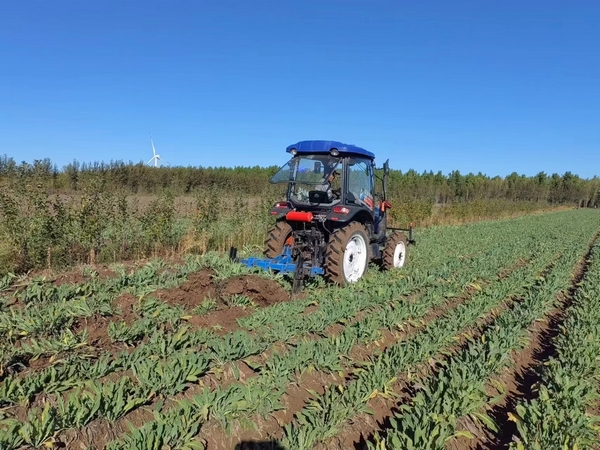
left=330, top=148, right=339, bottom=156
left=290, top=148, right=297, bottom=155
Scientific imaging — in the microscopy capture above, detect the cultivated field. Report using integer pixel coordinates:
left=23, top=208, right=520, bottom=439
left=1, top=209, right=600, bottom=449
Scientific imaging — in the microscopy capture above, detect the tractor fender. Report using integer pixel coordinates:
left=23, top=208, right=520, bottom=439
left=326, top=206, right=373, bottom=227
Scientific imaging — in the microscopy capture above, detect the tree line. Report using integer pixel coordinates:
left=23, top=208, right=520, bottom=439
left=0, top=154, right=598, bottom=275
left=1, top=155, right=598, bottom=207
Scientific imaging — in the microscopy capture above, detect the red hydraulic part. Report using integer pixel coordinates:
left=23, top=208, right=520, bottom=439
left=286, top=211, right=313, bottom=222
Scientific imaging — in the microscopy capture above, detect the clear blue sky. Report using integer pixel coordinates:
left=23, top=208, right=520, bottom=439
left=1, top=1, right=599, bottom=178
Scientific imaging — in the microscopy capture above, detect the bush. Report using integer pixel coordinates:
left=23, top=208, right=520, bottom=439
left=0, top=241, right=18, bottom=276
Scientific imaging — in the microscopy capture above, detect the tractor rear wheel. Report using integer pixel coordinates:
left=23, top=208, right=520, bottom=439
left=264, top=221, right=293, bottom=258
left=383, top=231, right=408, bottom=269
left=325, top=223, right=371, bottom=285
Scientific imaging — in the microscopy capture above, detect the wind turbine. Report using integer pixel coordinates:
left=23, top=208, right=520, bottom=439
left=148, top=136, right=162, bottom=167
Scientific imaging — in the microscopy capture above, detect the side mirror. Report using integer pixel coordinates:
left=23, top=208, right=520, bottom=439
left=383, top=159, right=390, bottom=176
left=314, top=161, right=322, bottom=174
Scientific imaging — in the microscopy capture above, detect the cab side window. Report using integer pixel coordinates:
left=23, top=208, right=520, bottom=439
left=347, top=158, right=374, bottom=209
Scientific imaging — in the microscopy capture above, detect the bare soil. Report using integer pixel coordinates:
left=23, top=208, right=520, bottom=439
left=113, top=292, right=139, bottom=325
left=222, top=275, right=290, bottom=307
left=73, top=314, right=113, bottom=347
left=152, top=270, right=290, bottom=334
left=153, top=270, right=217, bottom=308
left=153, top=271, right=290, bottom=310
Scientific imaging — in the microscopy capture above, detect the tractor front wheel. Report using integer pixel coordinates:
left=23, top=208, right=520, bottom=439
left=264, top=221, right=293, bottom=258
left=325, top=223, right=370, bottom=285
left=383, top=231, right=408, bottom=269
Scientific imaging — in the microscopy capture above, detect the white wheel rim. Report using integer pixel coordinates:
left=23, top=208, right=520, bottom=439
left=343, top=234, right=368, bottom=282
left=393, top=241, right=406, bottom=268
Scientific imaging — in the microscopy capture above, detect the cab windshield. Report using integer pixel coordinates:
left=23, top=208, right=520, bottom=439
left=270, top=154, right=342, bottom=204
left=270, top=155, right=341, bottom=184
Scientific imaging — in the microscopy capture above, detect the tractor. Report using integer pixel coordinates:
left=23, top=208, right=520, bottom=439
left=232, top=140, right=415, bottom=292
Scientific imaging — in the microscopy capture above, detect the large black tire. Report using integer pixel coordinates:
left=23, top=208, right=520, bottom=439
left=324, top=222, right=371, bottom=285
left=382, top=231, right=408, bottom=270
left=264, top=221, right=293, bottom=258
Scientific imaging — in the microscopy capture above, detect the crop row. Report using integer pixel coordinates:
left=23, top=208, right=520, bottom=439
left=0, top=245, right=517, bottom=449
left=280, top=249, right=559, bottom=449
left=366, top=229, right=592, bottom=448
left=108, top=223, right=568, bottom=449
left=508, top=239, right=600, bottom=449
left=277, top=214, right=600, bottom=448
left=3, top=233, right=473, bottom=377
left=0, top=210, right=598, bottom=449
left=0, top=222, right=546, bottom=448
left=0, top=253, right=284, bottom=374
left=0, top=218, right=517, bottom=407
left=100, top=255, right=548, bottom=449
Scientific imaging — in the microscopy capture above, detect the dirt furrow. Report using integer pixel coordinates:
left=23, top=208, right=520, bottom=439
left=335, top=255, right=560, bottom=450
left=471, top=231, right=600, bottom=449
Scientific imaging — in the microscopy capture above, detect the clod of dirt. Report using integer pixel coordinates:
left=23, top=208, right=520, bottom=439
left=53, top=272, right=88, bottom=287
left=153, top=270, right=217, bottom=310
left=188, top=307, right=250, bottom=335
left=74, top=314, right=112, bottom=346
left=221, top=275, right=290, bottom=307
left=153, top=271, right=289, bottom=310
left=113, top=293, right=139, bottom=324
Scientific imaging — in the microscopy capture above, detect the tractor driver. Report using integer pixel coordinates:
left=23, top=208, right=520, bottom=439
left=315, top=168, right=341, bottom=201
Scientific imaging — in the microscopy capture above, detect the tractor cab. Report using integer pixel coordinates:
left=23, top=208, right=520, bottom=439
left=269, top=141, right=378, bottom=221
left=236, top=140, right=415, bottom=292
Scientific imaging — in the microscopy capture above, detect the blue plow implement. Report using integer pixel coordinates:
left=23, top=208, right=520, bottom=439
left=240, top=246, right=324, bottom=277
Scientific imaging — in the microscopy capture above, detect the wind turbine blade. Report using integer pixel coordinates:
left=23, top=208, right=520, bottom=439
left=148, top=157, right=154, bottom=164
left=151, top=138, right=157, bottom=157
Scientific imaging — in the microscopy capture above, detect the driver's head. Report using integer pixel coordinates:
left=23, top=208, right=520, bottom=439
left=329, top=170, right=340, bottom=182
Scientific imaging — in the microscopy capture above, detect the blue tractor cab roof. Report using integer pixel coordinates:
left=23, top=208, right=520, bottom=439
left=286, top=140, right=374, bottom=159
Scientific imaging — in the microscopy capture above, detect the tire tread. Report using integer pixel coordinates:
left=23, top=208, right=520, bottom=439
left=382, top=231, right=408, bottom=270
left=324, top=222, right=370, bottom=285
left=264, top=221, right=293, bottom=258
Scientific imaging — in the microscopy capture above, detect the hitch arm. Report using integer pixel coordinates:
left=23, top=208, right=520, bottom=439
left=387, top=223, right=416, bottom=245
